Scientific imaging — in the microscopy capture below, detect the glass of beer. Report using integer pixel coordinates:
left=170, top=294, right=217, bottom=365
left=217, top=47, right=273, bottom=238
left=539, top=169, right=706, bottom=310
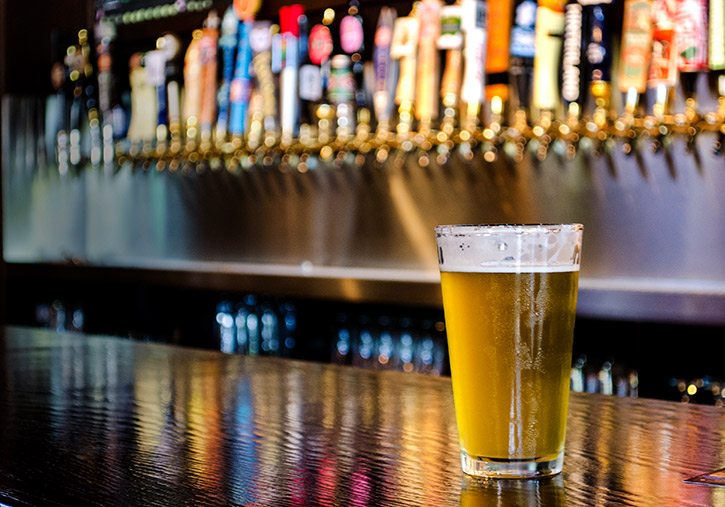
left=435, top=224, right=583, bottom=478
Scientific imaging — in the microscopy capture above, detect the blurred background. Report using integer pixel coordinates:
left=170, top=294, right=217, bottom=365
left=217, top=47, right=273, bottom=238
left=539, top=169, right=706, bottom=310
left=1, top=0, right=724, bottom=405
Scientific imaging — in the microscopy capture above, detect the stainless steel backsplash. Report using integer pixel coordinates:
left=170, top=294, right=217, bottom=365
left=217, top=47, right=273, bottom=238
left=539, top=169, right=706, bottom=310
left=4, top=95, right=725, bottom=323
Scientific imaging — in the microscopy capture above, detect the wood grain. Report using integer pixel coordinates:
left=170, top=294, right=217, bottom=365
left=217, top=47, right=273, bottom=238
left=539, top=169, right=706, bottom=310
left=0, top=326, right=723, bottom=506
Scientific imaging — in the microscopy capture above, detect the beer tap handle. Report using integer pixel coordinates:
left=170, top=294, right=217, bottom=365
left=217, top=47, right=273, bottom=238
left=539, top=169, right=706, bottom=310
left=440, top=49, right=462, bottom=120
left=714, top=75, right=725, bottom=155
left=532, top=0, right=566, bottom=116
left=154, top=35, right=183, bottom=154
left=415, top=0, right=442, bottom=136
left=484, top=0, right=508, bottom=163
left=340, top=0, right=369, bottom=143
left=340, top=5, right=366, bottom=94
left=127, top=53, right=158, bottom=155
left=650, top=83, right=674, bottom=153
left=585, top=0, right=612, bottom=111
left=619, top=0, right=653, bottom=104
left=234, top=0, right=261, bottom=20
left=586, top=0, right=613, bottom=155
left=199, top=11, right=220, bottom=151
left=648, top=0, right=677, bottom=153
left=329, top=54, right=356, bottom=143
left=675, top=0, right=708, bottom=155
left=215, top=7, right=240, bottom=145
left=97, top=40, right=114, bottom=167
left=561, top=1, right=583, bottom=116
left=619, top=0, right=653, bottom=155
left=412, top=0, right=442, bottom=167
left=297, top=16, right=324, bottom=146
left=231, top=17, right=257, bottom=161
left=77, top=29, right=102, bottom=166
left=561, top=0, right=583, bottom=156
left=531, top=0, right=565, bottom=159
left=676, top=0, right=708, bottom=77
left=675, top=0, right=708, bottom=152
left=391, top=15, right=420, bottom=140
left=710, top=0, right=725, bottom=154
left=437, top=4, right=463, bottom=154
left=680, top=72, right=700, bottom=151
left=485, top=0, right=512, bottom=111
left=710, top=0, right=725, bottom=71
left=373, top=7, right=398, bottom=140
left=279, top=4, right=305, bottom=146
left=290, top=15, right=309, bottom=145
left=95, top=20, right=116, bottom=165
left=503, top=108, right=529, bottom=162
left=250, top=22, right=278, bottom=148
left=183, top=30, right=203, bottom=152
left=229, top=20, right=254, bottom=142
left=460, top=0, right=487, bottom=134
left=64, top=38, right=84, bottom=165
left=507, top=0, right=537, bottom=159
left=51, top=59, right=70, bottom=171
left=482, top=96, right=503, bottom=162
left=509, top=0, right=536, bottom=118
left=307, top=13, right=334, bottom=149
left=144, top=48, right=168, bottom=152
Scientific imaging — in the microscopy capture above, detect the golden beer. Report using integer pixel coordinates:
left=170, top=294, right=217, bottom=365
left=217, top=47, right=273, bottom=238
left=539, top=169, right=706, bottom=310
left=440, top=268, right=578, bottom=468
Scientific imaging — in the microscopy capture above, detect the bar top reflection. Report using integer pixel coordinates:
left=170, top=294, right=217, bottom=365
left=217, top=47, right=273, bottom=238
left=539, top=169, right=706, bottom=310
left=0, top=326, right=723, bottom=506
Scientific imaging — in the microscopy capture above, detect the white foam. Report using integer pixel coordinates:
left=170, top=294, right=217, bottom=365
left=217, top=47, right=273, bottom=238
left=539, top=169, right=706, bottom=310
left=440, top=264, right=580, bottom=274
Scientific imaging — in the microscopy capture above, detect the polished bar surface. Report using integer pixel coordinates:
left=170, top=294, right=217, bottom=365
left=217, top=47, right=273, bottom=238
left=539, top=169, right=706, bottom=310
left=0, top=326, right=723, bottom=506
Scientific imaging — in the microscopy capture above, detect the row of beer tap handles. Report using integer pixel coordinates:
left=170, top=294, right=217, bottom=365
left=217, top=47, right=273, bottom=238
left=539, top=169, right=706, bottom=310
left=72, top=0, right=725, bottom=167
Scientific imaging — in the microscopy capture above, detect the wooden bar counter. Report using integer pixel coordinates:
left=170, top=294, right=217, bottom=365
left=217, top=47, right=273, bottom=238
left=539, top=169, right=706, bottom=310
left=0, top=326, right=723, bottom=506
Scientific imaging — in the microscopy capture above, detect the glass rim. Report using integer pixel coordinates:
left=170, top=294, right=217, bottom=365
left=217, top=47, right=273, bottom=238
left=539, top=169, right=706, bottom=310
left=435, top=223, right=583, bottom=237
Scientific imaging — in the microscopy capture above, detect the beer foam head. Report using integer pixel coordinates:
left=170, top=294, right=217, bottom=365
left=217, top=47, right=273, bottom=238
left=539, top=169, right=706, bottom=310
left=435, top=224, right=583, bottom=272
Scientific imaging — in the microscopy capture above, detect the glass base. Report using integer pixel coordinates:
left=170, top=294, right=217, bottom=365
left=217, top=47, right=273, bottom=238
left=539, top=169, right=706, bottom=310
left=461, top=450, right=563, bottom=479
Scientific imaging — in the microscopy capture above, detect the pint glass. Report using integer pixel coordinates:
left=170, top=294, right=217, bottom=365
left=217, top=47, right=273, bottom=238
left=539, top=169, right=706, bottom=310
left=435, top=224, right=583, bottom=478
